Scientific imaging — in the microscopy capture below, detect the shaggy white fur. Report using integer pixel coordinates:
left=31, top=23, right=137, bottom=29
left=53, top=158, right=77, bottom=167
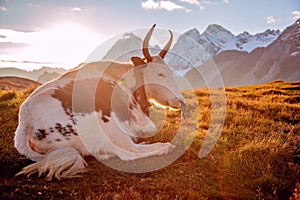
left=16, top=147, right=87, bottom=180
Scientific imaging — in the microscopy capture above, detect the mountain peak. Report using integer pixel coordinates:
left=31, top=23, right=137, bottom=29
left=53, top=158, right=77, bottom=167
left=204, top=24, right=231, bottom=35
left=185, top=28, right=200, bottom=36
left=277, top=19, right=300, bottom=42
left=238, top=31, right=251, bottom=36
left=260, top=29, right=280, bottom=36
left=103, top=32, right=143, bottom=61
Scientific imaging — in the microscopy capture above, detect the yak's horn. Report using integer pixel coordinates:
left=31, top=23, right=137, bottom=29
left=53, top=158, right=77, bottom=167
left=142, top=24, right=156, bottom=62
left=159, top=30, right=173, bottom=59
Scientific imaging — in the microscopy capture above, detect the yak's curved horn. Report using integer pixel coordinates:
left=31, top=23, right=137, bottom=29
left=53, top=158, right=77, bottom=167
left=142, top=24, right=156, bottom=62
left=159, top=30, right=173, bottom=59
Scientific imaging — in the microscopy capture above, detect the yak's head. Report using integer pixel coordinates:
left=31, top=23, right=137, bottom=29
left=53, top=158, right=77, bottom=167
left=131, top=24, right=185, bottom=113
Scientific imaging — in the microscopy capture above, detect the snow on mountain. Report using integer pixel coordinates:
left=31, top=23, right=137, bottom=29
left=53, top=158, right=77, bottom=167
left=200, top=24, right=237, bottom=53
left=184, top=19, right=300, bottom=87
left=236, top=29, right=281, bottom=52
left=168, top=24, right=280, bottom=75
left=103, top=33, right=143, bottom=62
left=166, top=28, right=210, bottom=75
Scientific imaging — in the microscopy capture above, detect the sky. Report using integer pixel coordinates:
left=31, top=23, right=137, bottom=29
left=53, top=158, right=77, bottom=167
left=0, top=0, right=299, bottom=70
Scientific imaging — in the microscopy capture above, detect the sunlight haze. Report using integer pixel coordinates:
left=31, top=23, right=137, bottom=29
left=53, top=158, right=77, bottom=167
left=0, top=0, right=299, bottom=70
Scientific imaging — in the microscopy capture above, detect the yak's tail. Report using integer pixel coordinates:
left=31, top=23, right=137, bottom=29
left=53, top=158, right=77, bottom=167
left=16, top=146, right=87, bottom=180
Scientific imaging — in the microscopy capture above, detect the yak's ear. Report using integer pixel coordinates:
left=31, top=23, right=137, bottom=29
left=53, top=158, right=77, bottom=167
left=131, top=57, right=146, bottom=67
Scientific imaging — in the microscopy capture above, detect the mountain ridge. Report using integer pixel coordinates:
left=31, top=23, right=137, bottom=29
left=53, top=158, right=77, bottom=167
left=184, top=19, right=300, bottom=87
left=0, top=67, right=66, bottom=83
left=1, top=21, right=298, bottom=87
left=169, top=24, right=281, bottom=75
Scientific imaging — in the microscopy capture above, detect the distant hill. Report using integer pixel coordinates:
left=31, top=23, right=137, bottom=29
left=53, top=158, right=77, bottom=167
left=0, top=76, right=40, bottom=90
left=37, top=71, right=61, bottom=83
left=0, top=67, right=66, bottom=83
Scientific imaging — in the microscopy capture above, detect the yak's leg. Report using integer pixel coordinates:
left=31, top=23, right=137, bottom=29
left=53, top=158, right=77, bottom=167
left=75, top=112, right=175, bottom=161
left=110, top=133, right=175, bottom=161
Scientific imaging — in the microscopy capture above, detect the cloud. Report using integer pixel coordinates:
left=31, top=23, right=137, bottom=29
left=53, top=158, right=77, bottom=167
left=179, top=0, right=208, bottom=10
left=266, top=16, right=276, bottom=24
left=0, top=42, right=28, bottom=54
left=291, top=10, right=300, bottom=20
left=201, top=0, right=217, bottom=5
left=179, top=0, right=200, bottom=6
left=72, top=7, right=82, bottom=12
left=0, top=6, right=7, bottom=11
left=141, top=0, right=190, bottom=12
left=1, top=29, right=31, bottom=46
left=179, top=0, right=218, bottom=11
left=223, top=0, right=229, bottom=4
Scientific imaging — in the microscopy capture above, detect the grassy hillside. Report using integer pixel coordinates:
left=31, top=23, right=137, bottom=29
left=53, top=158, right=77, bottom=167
left=0, top=80, right=299, bottom=199
left=0, top=77, right=40, bottom=90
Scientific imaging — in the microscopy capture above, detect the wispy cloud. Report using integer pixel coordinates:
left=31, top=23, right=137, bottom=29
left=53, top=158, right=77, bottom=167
left=201, top=0, right=217, bottom=5
left=72, top=7, right=82, bottom=12
left=179, top=0, right=200, bottom=6
left=266, top=16, right=276, bottom=24
left=179, top=0, right=207, bottom=10
left=223, top=0, right=229, bottom=4
left=0, top=6, right=7, bottom=11
left=141, top=0, right=191, bottom=12
left=291, top=10, right=300, bottom=20
left=179, top=0, right=218, bottom=11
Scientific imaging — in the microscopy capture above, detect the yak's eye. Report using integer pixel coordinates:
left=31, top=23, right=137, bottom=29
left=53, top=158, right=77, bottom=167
left=158, top=73, right=165, bottom=78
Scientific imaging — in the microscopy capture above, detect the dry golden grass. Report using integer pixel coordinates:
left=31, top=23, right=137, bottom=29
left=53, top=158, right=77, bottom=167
left=0, top=80, right=299, bottom=199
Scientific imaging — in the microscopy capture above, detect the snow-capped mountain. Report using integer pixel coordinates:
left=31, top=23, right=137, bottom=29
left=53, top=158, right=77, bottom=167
left=184, top=19, right=300, bottom=87
left=236, top=29, right=280, bottom=51
left=168, top=24, right=280, bottom=75
left=103, top=33, right=143, bottom=62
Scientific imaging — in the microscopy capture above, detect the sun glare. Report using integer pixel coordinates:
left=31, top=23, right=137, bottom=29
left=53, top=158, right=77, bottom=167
left=19, top=23, right=103, bottom=68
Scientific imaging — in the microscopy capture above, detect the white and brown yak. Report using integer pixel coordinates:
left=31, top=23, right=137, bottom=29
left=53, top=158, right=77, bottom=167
left=14, top=24, right=185, bottom=180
